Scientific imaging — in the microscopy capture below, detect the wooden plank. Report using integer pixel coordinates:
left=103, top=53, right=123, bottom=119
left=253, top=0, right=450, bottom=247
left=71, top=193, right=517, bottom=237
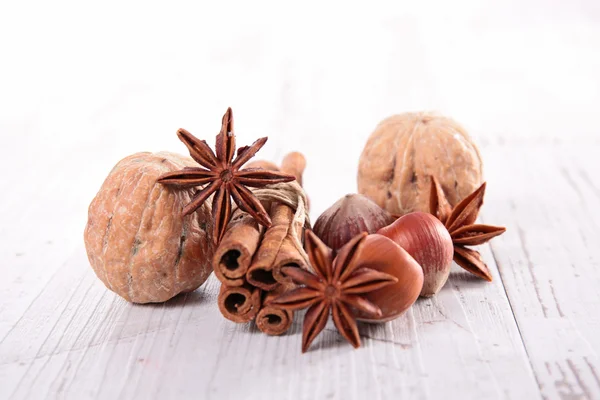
left=0, top=127, right=539, bottom=400
left=0, top=145, right=127, bottom=342
left=1, top=241, right=539, bottom=399
left=482, top=144, right=600, bottom=399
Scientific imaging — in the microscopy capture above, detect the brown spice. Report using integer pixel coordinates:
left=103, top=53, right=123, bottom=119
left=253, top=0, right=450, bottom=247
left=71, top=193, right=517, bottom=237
left=272, top=231, right=398, bottom=352
left=246, top=203, right=306, bottom=290
left=212, top=158, right=297, bottom=287
left=158, top=108, right=295, bottom=244
left=213, top=151, right=309, bottom=326
left=281, top=152, right=306, bottom=186
left=281, top=152, right=309, bottom=210
left=217, top=282, right=262, bottom=323
left=271, top=235, right=306, bottom=284
left=246, top=153, right=309, bottom=289
left=213, top=210, right=262, bottom=286
left=255, top=284, right=295, bottom=335
left=244, top=159, right=280, bottom=171
left=429, top=176, right=506, bottom=281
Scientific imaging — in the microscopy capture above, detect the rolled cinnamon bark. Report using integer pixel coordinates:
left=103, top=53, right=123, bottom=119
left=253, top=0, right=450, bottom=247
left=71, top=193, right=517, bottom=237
left=281, top=151, right=310, bottom=211
left=274, top=152, right=309, bottom=281
left=271, top=235, right=306, bottom=284
left=246, top=153, right=309, bottom=289
left=281, top=152, right=306, bottom=186
left=246, top=203, right=296, bottom=290
left=256, top=284, right=295, bottom=335
left=217, top=283, right=262, bottom=323
left=213, top=210, right=262, bottom=286
left=244, top=159, right=280, bottom=171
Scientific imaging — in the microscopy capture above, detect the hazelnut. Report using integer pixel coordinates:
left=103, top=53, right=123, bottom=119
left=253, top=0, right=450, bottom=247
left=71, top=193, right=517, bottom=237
left=378, top=212, right=454, bottom=297
left=313, top=194, right=395, bottom=251
left=353, top=234, right=424, bottom=322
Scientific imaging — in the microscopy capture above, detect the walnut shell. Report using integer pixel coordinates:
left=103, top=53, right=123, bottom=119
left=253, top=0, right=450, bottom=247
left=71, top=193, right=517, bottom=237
left=357, top=112, right=483, bottom=215
left=84, top=151, right=214, bottom=304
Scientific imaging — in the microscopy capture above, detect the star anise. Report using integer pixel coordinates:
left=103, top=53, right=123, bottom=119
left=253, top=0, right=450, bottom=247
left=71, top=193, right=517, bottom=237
left=158, top=108, right=296, bottom=244
left=272, top=230, right=398, bottom=352
left=429, top=176, right=506, bottom=281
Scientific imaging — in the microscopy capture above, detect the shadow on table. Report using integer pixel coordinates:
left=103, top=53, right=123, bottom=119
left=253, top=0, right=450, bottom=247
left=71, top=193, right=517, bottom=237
left=130, top=288, right=210, bottom=310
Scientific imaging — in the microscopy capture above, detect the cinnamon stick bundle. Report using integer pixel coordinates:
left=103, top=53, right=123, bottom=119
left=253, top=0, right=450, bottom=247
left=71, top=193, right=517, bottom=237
left=217, top=283, right=262, bottom=323
left=255, top=284, right=295, bottom=335
left=213, top=152, right=309, bottom=326
left=213, top=158, right=292, bottom=288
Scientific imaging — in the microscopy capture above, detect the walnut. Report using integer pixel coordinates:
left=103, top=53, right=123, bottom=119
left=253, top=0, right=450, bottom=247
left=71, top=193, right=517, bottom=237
left=84, top=152, right=214, bottom=303
left=357, top=112, right=483, bottom=215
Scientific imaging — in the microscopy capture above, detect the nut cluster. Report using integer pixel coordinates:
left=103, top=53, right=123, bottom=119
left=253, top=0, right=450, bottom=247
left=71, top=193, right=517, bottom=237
left=85, top=109, right=506, bottom=354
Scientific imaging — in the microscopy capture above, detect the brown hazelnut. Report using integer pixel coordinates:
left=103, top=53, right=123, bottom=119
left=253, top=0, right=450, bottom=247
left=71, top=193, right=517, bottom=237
left=313, top=194, right=395, bottom=251
left=353, top=234, right=424, bottom=322
left=378, top=212, right=454, bottom=297
left=357, top=112, right=483, bottom=216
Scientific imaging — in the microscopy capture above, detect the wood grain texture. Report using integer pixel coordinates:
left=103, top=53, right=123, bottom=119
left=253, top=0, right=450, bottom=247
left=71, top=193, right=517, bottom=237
left=482, top=144, right=600, bottom=399
left=1, top=246, right=540, bottom=400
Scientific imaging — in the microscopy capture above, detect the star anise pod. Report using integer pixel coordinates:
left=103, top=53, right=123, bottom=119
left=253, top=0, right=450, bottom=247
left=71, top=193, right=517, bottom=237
left=429, top=176, right=506, bottom=281
left=158, top=108, right=296, bottom=244
left=272, top=230, right=398, bottom=352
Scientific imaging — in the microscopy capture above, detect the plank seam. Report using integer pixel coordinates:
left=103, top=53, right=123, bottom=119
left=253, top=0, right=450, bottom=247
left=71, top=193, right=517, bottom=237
left=487, top=240, right=545, bottom=397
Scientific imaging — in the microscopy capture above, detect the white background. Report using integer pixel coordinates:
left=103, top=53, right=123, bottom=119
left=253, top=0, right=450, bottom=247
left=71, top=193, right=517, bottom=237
left=1, top=0, right=599, bottom=220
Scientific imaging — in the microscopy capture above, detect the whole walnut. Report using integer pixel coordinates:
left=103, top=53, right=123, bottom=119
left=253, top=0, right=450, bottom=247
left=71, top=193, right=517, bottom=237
left=357, top=112, right=483, bottom=215
left=84, top=151, right=214, bottom=304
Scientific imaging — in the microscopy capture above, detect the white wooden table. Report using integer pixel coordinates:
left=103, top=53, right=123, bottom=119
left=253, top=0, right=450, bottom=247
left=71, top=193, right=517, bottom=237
left=1, top=1, right=599, bottom=399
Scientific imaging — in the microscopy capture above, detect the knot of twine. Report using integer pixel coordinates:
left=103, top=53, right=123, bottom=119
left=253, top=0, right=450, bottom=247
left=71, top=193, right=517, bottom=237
left=232, top=180, right=311, bottom=266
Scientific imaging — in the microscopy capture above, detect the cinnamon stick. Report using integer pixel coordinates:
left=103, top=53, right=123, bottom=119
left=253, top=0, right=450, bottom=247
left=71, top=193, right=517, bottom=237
left=271, top=230, right=306, bottom=284
left=245, top=153, right=309, bottom=289
left=255, top=284, right=295, bottom=335
left=217, top=283, right=262, bottom=323
left=280, top=152, right=306, bottom=186
left=213, top=210, right=262, bottom=287
left=244, top=159, right=280, bottom=171
left=246, top=203, right=300, bottom=290
left=273, top=151, right=308, bottom=282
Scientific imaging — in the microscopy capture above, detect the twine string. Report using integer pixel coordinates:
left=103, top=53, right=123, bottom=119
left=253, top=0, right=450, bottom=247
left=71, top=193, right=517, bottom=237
left=231, top=180, right=311, bottom=266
